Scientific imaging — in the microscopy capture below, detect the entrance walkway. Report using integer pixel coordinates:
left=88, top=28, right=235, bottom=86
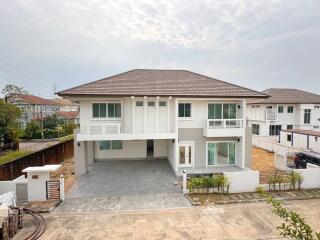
left=57, top=159, right=191, bottom=212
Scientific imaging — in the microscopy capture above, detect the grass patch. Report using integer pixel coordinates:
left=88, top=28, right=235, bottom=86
left=0, top=150, right=34, bottom=165
left=59, top=134, right=74, bottom=143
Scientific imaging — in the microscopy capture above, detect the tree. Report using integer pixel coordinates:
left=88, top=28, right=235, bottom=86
left=261, top=191, right=320, bottom=240
left=23, top=121, right=41, bottom=139
left=2, top=84, right=29, bottom=98
left=43, top=114, right=63, bottom=129
left=0, top=100, right=21, bottom=143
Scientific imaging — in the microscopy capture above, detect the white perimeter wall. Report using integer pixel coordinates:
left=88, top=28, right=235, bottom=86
left=280, top=131, right=320, bottom=153
left=224, top=170, right=259, bottom=193
left=294, top=168, right=320, bottom=189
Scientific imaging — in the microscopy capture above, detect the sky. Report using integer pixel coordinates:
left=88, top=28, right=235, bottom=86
left=0, top=0, right=319, bottom=98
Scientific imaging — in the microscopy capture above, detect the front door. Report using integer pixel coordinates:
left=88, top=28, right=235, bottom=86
left=179, top=141, right=194, bottom=167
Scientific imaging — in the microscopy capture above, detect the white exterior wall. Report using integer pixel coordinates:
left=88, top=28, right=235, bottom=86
left=78, top=97, right=174, bottom=135
left=248, top=103, right=320, bottom=136
left=94, top=139, right=168, bottom=160
left=279, top=131, right=320, bottom=153
left=27, top=171, right=49, bottom=201
left=178, top=99, right=243, bottom=129
left=224, top=171, right=259, bottom=193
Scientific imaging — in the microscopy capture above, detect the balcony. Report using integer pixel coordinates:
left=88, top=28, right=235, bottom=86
left=203, top=119, right=245, bottom=137
left=77, top=123, right=177, bottom=141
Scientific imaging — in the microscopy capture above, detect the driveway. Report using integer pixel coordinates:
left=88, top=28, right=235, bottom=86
left=57, top=159, right=190, bottom=212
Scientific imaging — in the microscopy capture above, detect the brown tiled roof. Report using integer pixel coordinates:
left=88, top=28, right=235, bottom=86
left=57, top=69, right=267, bottom=98
left=16, top=94, right=59, bottom=105
left=56, top=111, right=79, bottom=119
left=51, top=98, right=78, bottom=106
left=282, top=129, right=320, bottom=137
left=250, top=88, right=320, bottom=104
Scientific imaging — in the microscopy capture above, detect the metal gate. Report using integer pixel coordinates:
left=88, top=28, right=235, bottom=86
left=46, top=181, right=60, bottom=200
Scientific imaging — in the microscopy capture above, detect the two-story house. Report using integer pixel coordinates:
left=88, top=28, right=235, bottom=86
left=9, top=94, right=60, bottom=128
left=247, top=88, right=320, bottom=137
left=58, top=69, right=267, bottom=177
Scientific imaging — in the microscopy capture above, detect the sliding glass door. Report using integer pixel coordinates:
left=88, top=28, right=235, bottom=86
left=207, top=142, right=235, bottom=166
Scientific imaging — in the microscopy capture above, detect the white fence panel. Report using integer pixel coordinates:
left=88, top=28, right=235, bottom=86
left=252, top=136, right=300, bottom=154
left=294, top=168, right=320, bottom=189
left=223, top=171, right=260, bottom=193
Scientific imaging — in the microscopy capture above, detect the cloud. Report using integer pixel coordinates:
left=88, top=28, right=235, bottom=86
left=0, top=0, right=319, bottom=97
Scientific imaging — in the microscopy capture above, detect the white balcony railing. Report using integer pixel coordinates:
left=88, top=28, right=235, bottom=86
left=207, top=119, right=243, bottom=129
left=86, top=123, right=121, bottom=134
left=265, top=109, right=277, bottom=121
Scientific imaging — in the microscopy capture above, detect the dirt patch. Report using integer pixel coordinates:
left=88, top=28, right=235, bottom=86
left=50, top=157, right=76, bottom=193
left=19, top=200, right=61, bottom=212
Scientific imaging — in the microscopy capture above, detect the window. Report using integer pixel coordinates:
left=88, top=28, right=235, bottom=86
left=207, top=142, right=235, bottom=165
left=287, top=134, right=292, bottom=142
left=304, top=109, right=311, bottom=124
left=178, top=103, right=191, bottom=118
left=92, top=103, right=121, bottom=118
left=287, top=106, right=294, bottom=113
left=136, top=101, right=143, bottom=107
left=208, top=103, right=236, bottom=119
left=159, top=101, right=166, bottom=107
left=99, top=140, right=123, bottom=150
left=148, top=101, right=155, bottom=107
left=266, top=106, right=272, bottom=109
left=278, top=106, right=283, bottom=113
left=287, top=125, right=293, bottom=130
left=252, top=124, right=260, bottom=135
left=269, top=125, right=282, bottom=136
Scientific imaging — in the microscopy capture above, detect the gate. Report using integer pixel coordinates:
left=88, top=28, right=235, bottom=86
left=46, top=181, right=60, bottom=200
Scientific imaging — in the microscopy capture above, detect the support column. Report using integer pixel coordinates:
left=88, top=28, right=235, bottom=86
left=167, top=97, right=171, bottom=133
left=131, top=96, right=135, bottom=133
left=174, top=98, right=179, bottom=171
left=144, top=96, right=147, bottom=133
left=242, top=99, right=247, bottom=127
left=156, top=96, right=159, bottom=133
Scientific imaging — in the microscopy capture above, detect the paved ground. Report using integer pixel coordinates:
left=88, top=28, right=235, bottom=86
left=59, top=159, right=190, bottom=211
left=15, top=199, right=320, bottom=240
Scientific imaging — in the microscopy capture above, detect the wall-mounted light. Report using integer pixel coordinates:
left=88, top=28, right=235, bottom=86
left=238, top=105, right=241, bottom=109
left=77, top=142, right=80, bottom=147
left=237, top=138, right=240, bottom=142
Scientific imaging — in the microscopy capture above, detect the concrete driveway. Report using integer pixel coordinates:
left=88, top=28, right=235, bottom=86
left=18, top=199, right=320, bottom=239
left=58, top=159, right=190, bottom=212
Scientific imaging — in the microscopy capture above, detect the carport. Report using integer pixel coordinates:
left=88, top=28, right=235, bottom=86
left=58, top=159, right=190, bottom=212
left=67, top=159, right=181, bottom=198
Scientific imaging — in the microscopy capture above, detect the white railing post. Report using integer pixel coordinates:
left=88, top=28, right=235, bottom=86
left=182, top=170, right=187, bottom=194
left=59, top=175, right=65, bottom=201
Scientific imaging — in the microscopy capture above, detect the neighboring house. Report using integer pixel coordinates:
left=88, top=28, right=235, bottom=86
left=279, top=129, right=320, bottom=153
left=247, top=88, right=320, bottom=137
left=56, top=111, right=80, bottom=125
left=51, top=98, right=80, bottom=112
left=8, top=94, right=60, bottom=128
left=58, top=69, right=267, bottom=177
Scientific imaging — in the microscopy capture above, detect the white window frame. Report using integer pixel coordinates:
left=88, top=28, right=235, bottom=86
left=178, top=141, right=195, bottom=167
left=206, top=141, right=237, bottom=167
left=207, top=102, right=238, bottom=120
left=90, top=100, right=122, bottom=120
left=178, top=102, right=193, bottom=120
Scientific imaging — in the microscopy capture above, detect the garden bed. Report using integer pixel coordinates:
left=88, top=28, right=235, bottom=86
left=188, top=188, right=320, bottom=206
